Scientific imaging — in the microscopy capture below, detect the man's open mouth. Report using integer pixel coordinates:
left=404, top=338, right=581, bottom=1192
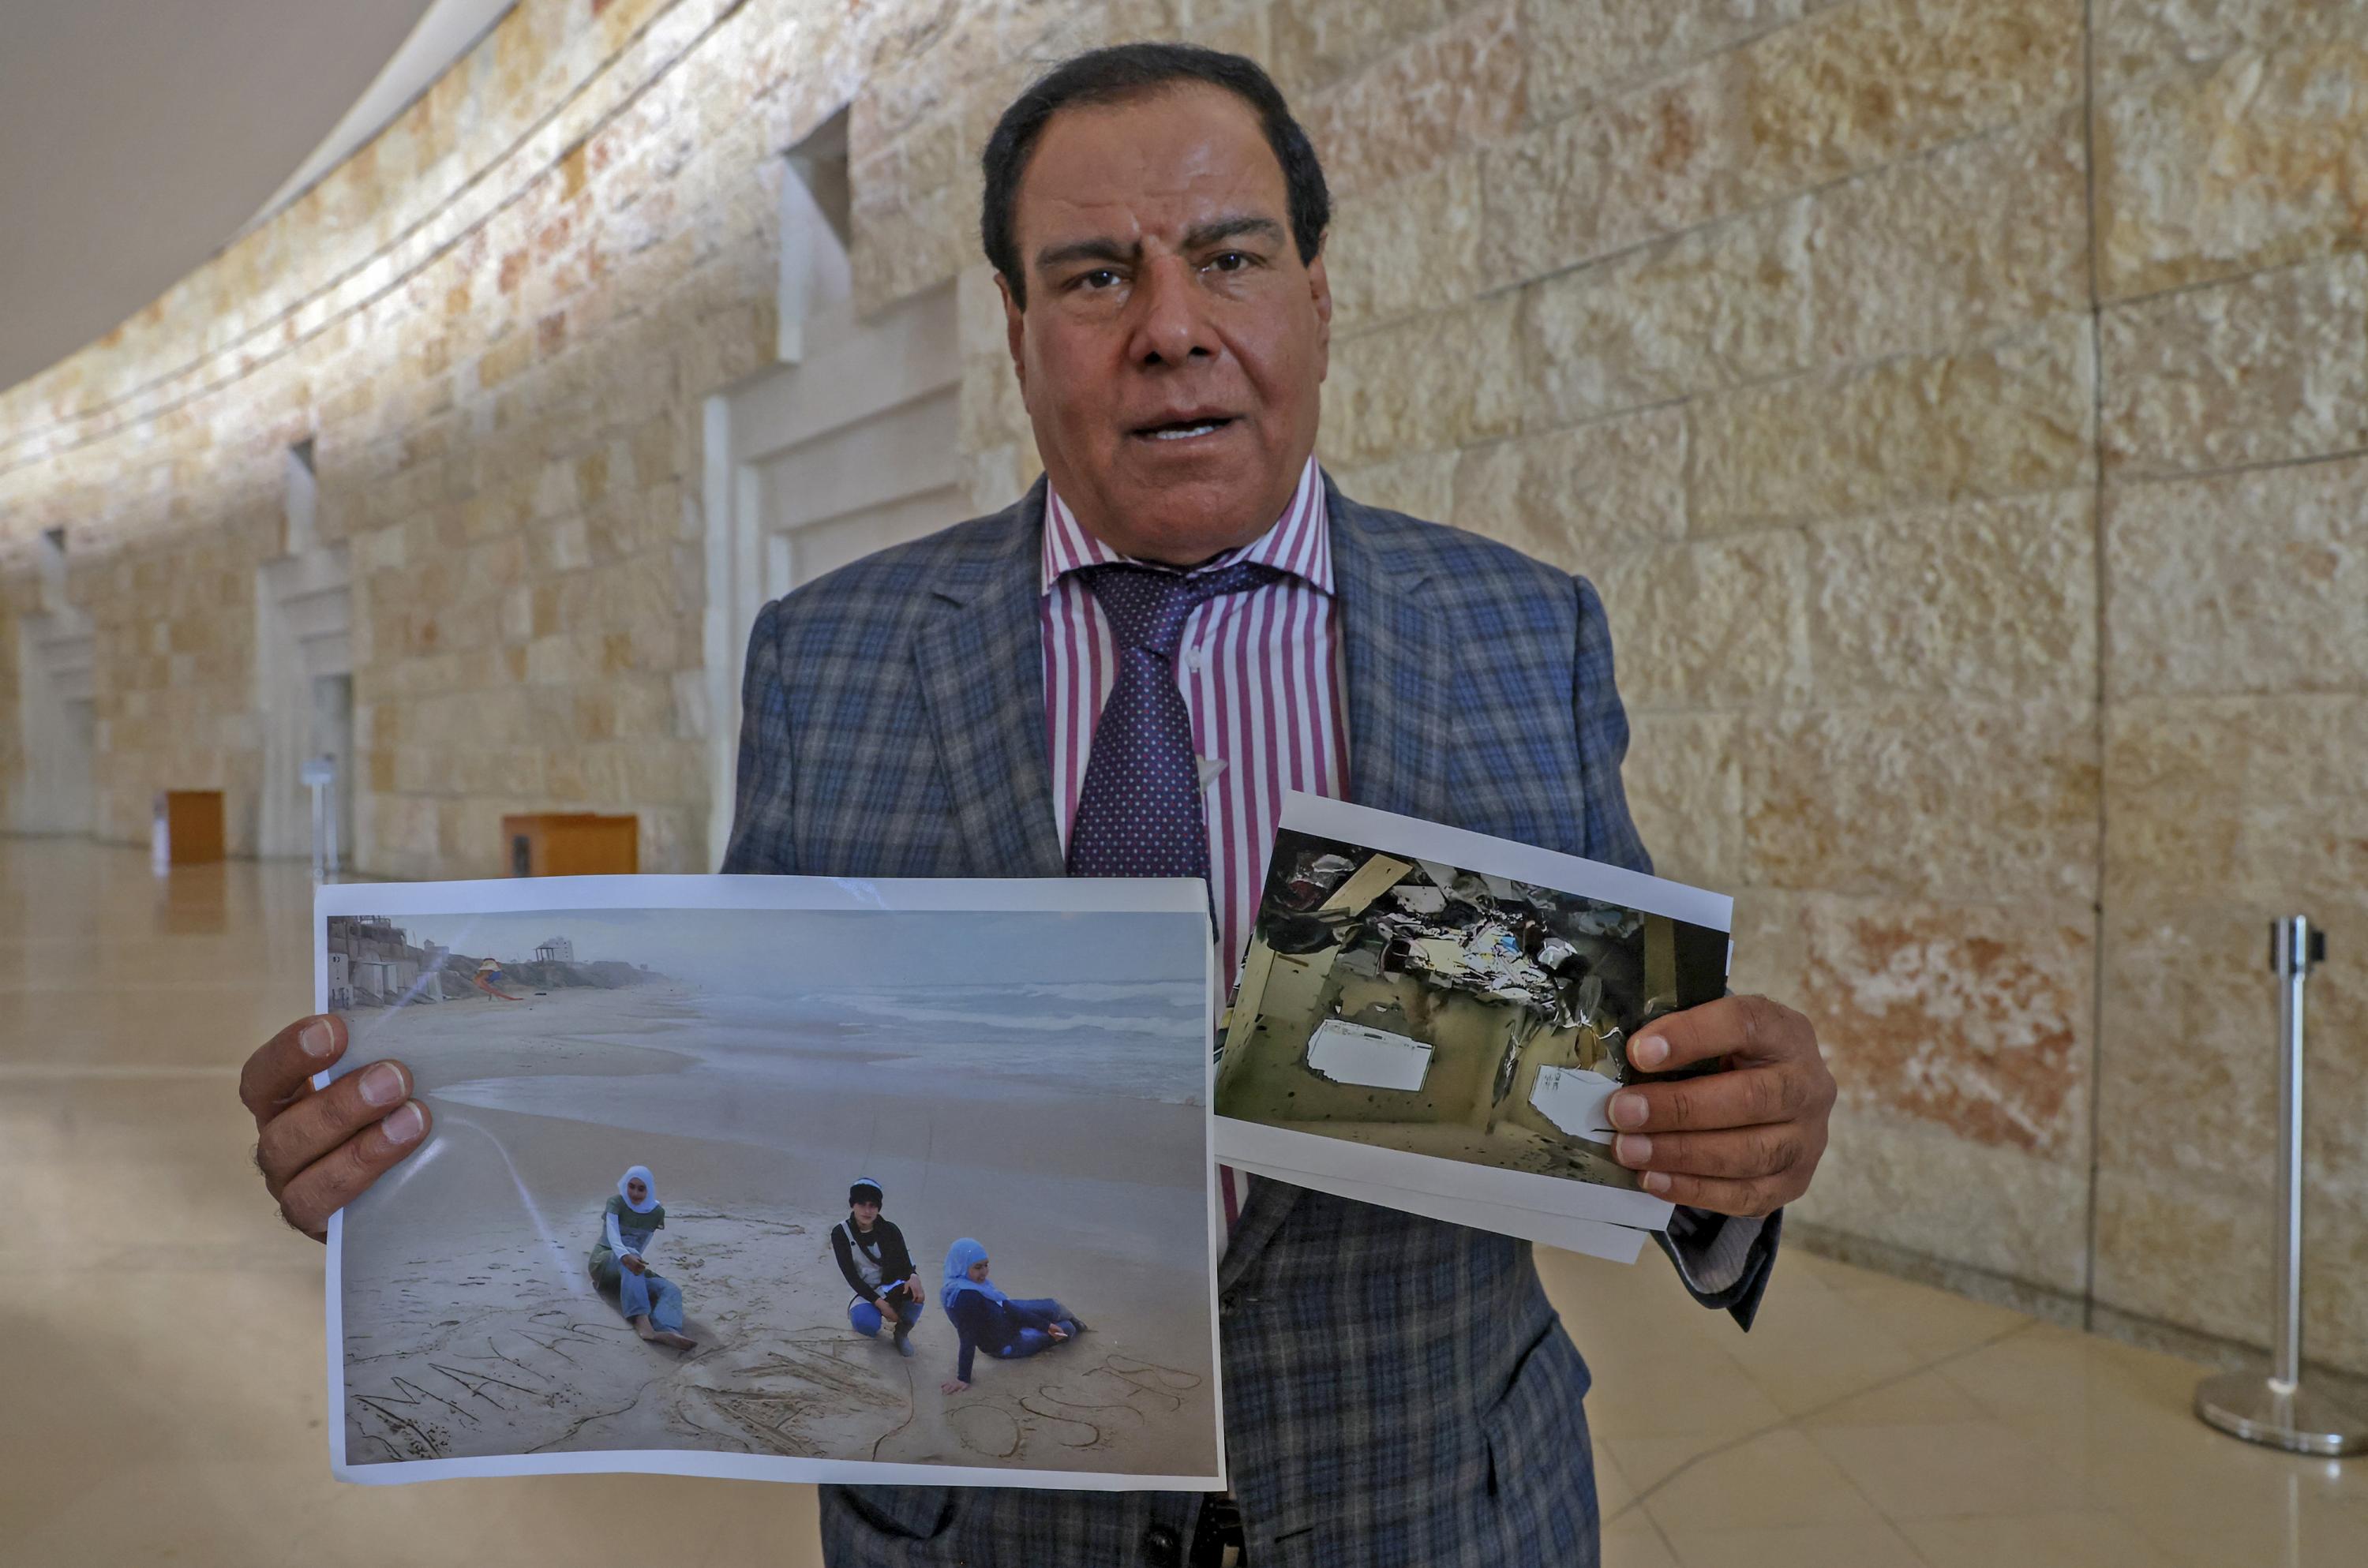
left=1132, top=416, right=1236, bottom=442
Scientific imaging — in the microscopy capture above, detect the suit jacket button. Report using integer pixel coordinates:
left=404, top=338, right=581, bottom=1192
left=1141, top=1521, right=1182, bottom=1564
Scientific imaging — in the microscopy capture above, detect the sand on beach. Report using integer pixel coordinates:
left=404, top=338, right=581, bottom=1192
left=335, top=982, right=1219, bottom=1480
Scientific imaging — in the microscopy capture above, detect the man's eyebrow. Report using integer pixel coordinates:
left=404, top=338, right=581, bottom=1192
left=1032, top=215, right=1287, bottom=272
left=1182, top=215, right=1284, bottom=250
left=1035, top=236, right=1141, bottom=271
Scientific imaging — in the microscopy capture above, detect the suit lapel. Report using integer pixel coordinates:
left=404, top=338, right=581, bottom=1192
left=1330, top=488, right=1455, bottom=821
left=1222, top=1173, right=1299, bottom=1290
left=1223, top=487, right=1457, bottom=1283
left=911, top=484, right=1067, bottom=880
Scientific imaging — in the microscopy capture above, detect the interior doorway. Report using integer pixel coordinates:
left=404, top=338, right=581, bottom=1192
left=8, top=528, right=96, bottom=836
left=311, top=671, right=354, bottom=871
left=702, top=110, right=969, bottom=861
left=256, top=440, right=354, bottom=863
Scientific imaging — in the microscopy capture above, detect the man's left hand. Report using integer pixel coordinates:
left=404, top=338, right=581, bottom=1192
left=1606, top=996, right=1833, bottom=1218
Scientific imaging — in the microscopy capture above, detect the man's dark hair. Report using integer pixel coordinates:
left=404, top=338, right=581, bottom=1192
left=980, top=43, right=1331, bottom=309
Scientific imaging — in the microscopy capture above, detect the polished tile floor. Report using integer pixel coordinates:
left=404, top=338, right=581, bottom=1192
left=6, top=838, right=2363, bottom=1566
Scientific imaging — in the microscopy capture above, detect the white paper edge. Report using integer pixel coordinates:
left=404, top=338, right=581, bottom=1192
left=330, top=1449, right=1225, bottom=1491
left=316, top=873, right=1226, bottom=1491
left=1216, top=1117, right=1675, bottom=1231
left=1226, top=1158, right=1648, bottom=1266
left=317, top=872, right=1212, bottom=920
left=1277, top=793, right=1733, bottom=934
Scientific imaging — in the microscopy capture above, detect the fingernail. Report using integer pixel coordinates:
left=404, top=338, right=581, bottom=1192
left=1643, top=1171, right=1671, bottom=1196
left=1609, top=1091, right=1647, bottom=1129
left=1632, top=1033, right=1669, bottom=1068
left=301, top=1020, right=337, bottom=1058
left=382, top=1102, right=426, bottom=1144
left=358, top=1063, right=405, bottom=1106
left=1615, top=1134, right=1651, bottom=1166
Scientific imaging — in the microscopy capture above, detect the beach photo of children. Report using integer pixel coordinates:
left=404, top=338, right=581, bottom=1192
left=319, top=877, right=1220, bottom=1490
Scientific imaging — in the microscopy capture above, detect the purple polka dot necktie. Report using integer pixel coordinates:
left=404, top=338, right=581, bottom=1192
left=1066, top=559, right=1287, bottom=880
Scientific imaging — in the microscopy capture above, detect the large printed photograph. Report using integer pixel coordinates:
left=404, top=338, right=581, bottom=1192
left=318, top=877, right=1220, bottom=1491
left=1216, top=796, right=1731, bottom=1234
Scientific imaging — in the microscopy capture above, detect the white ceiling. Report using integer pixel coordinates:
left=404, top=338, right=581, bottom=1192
left=0, top=0, right=514, bottom=398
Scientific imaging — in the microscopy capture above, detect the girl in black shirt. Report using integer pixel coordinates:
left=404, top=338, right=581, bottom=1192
left=831, top=1176, right=925, bottom=1357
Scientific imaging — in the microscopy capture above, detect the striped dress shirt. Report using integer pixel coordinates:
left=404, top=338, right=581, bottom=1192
left=1040, top=455, right=1346, bottom=967
left=1040, top=455, right=1347, bottom=1231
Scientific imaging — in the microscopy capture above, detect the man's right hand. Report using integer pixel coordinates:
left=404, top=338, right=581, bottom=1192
left=242, top=1014, right=430, bottom=1241
left=878, top=1299, right=900, bottom=1324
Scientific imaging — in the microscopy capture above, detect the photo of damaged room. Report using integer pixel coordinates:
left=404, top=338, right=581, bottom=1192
left=1216, top=818, right=1729, bottom=1196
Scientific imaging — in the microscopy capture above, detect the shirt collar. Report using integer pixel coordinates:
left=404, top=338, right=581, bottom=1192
left=1040, top=455, right=1332, bottom=596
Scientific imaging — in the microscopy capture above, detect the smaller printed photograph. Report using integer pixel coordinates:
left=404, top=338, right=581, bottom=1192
left=317, top=874, right=1220, bottom=1492
left=1215, top=795, right=1733, bottom=1236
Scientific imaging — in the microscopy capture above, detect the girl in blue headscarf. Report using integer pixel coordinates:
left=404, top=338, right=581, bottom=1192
left=588, top=1164, right=695, bottom=1351
left=937, top=1237, right=1088, bottom=1394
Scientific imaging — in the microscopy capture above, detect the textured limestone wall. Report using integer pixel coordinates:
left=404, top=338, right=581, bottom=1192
left=2089, top=0, right=2368, bottom=1373
left=0, top=0, right=2362, bottom=1369
left=2, top=0, right=839, bottom=874
left=1291, top=0, right=2109, bottom=1314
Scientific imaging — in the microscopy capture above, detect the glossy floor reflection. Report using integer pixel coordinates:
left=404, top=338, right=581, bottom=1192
left=6, top=839, right=2362, bottom=1566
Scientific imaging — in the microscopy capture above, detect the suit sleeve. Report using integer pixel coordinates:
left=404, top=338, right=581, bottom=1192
left=1572, top=574, right=1782, bottom=1330
left=1569, top=576, right=1652, bottom=876
left=721, top=598, right=798, bottom=874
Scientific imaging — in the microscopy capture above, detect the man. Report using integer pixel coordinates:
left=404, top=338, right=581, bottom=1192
left=240, top=42, right=1835, bottom=1566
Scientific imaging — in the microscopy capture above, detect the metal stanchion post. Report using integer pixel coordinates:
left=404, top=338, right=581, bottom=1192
left=2194, top=915, right=2368, bottom=1455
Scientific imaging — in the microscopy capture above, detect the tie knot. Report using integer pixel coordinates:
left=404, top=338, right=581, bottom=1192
left=1074, top=559, right=1285, bottom=658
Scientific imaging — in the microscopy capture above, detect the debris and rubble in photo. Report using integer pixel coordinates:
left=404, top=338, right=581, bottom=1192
left=1216, top=824, right=1730, bottom=1193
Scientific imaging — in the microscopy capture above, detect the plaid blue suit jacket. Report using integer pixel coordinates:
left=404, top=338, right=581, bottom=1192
left=721, top=476, right=1777, bottom=1567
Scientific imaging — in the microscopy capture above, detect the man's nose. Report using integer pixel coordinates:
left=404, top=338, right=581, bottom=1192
left=1127, top=253, right=1216, bottom=366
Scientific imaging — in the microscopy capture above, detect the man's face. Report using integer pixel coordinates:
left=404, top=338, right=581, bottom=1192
left=1002, top=83, right=1332, bottom=566
left=852, top=1199, right=880, bottom=1225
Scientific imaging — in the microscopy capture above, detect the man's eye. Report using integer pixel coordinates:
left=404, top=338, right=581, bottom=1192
left=1208, top=252, right=1251, bottom=272
left=1078, top=268, right=1122, bottom=290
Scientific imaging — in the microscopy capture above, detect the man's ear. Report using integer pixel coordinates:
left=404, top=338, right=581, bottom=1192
left=1306, top=249, right=1332, bottom=380
left=997, top=271, right=1027, bottom=395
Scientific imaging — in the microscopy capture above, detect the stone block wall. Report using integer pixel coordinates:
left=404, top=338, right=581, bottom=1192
left=1308, top=0, right=2111, bottom=1310
left=0, top=0, right=2362, bottom=1372
left=2088, top=1, right=2368, bottom=1372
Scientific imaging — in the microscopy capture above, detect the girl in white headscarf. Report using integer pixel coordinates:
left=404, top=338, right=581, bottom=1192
left=588, top=1164, right=695, bottom=1350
